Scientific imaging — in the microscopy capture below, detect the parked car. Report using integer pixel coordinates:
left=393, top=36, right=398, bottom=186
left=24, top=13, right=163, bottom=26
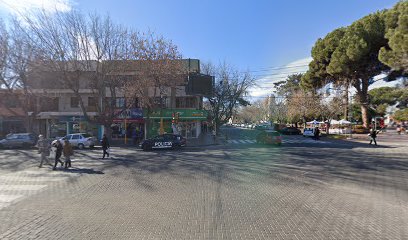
left=303, top=128, right=315, bottom=137
left=279, top=127, right=301, bottom=135
left=256, top=130, right=282, bottom=145
left=140, top=134, right=186, bottom=151
left=0, top=133, right=37, bottom=149
left=60, top=133, right=97, bottom=149
left=254, top=124, right=270, bottom=130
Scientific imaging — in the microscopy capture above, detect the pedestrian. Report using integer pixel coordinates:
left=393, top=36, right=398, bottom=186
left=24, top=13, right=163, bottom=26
left=52, top=140, right=64, bottom=170
left=368, top=129, right=379, bottom=146
left=36, top=135, right=50, bottom=168
left=396, top=126, right=401, bottom=135
left=63, top=139, right=74, bottom=169
left=132, top=129, right=138, bottom=145
left=101, top=134, right=110, bottom=159
left=314, top=127, right=320, bottom=140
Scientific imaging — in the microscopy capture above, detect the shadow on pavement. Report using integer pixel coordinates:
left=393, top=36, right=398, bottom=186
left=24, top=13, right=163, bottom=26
left=61, top=168, right=105, bottom=175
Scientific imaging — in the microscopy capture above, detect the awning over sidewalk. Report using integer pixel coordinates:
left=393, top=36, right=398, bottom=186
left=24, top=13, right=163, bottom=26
left=36, top=112, right=98, bottom=119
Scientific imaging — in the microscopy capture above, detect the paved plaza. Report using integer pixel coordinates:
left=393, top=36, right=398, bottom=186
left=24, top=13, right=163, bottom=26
left=0, top=133, right=407, bottom=239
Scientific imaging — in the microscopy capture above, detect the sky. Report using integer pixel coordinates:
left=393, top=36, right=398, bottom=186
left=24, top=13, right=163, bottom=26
left=0, top=0, right=402, bottom=97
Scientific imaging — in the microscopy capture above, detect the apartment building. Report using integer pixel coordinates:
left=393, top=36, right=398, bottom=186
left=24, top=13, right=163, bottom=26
left=27, top=59, right=213, bottom=140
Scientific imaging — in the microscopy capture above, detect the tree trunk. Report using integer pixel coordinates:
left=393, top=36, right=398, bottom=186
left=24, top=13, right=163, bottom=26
left=360, top=78, right=370, bottom=128
left=361, top=105, right=369, bottom=129
left=343, top=91, right=349, bottom=120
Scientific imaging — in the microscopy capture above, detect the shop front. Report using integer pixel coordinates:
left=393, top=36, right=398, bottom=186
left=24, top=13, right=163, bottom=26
left=145, top=109, right=208, bottom=139
left=111, top=108, right=144, bottom=142
left=36, top=112, right=98, bottom=138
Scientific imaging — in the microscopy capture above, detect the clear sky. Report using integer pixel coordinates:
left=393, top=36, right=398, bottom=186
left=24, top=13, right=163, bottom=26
left=0, top=0, right=402, bottom=95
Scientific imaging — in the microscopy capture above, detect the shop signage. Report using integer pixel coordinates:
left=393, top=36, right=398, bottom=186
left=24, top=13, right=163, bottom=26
left=58, top=116, right=85, bottom=122
left=115, top=108, right=144, bottom=119
left=147, top=109, right=208, bottom=119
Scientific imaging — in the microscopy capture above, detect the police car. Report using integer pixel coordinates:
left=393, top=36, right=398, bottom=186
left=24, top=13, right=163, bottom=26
left=140, top=134, right=186, bottom=151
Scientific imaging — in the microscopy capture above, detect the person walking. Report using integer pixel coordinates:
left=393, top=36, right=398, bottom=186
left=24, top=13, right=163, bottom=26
left=52, top=140, right=64, bottom=170
left=369, top=129, right=379, bottom=146
left=132, top=129, right=138, bottom=145
left=63, top=139, right=74, bottom=169
left=314, top=127, right=320, bottom=140
left=101, top=134, right=110, bottom=159
left=396, top=126, right=401, bottom=135
left=37, top=135, right=50, bottom=168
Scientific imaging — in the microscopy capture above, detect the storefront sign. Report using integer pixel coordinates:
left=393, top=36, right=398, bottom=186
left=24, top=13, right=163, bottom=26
left=114, top=108, right=144, bottom=120
left=58, top=116, right=85, bottom=122
left=147, top=109, right=208, bottom=120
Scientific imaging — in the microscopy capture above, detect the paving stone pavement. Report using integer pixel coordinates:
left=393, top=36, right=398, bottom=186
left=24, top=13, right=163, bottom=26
left=227, top=138, right=329, bottom=144
left=0, top=141, right=407, bottom=239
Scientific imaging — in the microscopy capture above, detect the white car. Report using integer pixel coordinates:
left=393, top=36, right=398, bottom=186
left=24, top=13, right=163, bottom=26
left=61, top=133, right=97, bottom=149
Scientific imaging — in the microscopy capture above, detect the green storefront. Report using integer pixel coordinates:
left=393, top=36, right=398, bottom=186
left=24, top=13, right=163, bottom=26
left=145, top=109, right=208, bottom=138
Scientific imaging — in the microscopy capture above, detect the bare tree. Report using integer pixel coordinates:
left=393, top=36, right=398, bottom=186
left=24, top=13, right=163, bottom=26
left=0, top=17, right=41, bottom=133
left=236, top=99, right=269, bottom=123
left=286, top=90, right=323, bottom=126
left=21, top=10, right=184, bottom=138
left=202, top=62, right=255, bottom=134
left=268, top=95, right=288, bottom=124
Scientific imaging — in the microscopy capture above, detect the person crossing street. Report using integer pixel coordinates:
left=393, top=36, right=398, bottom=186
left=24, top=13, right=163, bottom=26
left=36, top=135, right=50, bottom=168
left=52, top=140, right=64, bottom=170
left=101, top=134, right=110, bottom=159
left=369, top=129, right=380, bottom=146
left=63, top=139, right=74, bottom=169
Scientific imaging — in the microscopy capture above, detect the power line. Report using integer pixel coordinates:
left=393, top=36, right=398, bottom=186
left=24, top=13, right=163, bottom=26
left=247, top=64, right=309, bottom=73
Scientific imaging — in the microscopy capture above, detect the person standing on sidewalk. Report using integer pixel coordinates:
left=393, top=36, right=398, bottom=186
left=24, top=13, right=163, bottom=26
left=36, top=135, right=50, bottom=168
left=101, top=134, right=110, bottom=159
left=52, top=140, right=64, bottom=170
left=63, top=139, right=73, bottom=169
left=369, top=129, right=379, bottom=146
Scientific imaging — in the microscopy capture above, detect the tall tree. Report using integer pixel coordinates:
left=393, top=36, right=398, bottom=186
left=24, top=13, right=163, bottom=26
left=202, top=62, right=254, bottom=134
left=303, top=11, right=391, bottom=128
left=273, top=73, right=303, bottom=97
left=379, top=1, right=408, bottom=74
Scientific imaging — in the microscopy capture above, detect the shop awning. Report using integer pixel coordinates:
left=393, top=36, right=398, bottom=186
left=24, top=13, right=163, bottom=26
left=36, top=112, right=98, bottom=119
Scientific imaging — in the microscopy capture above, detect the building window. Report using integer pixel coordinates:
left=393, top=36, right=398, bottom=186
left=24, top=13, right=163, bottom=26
left=88, top=97, right=97, bottom=107
left=176, top=97, right=197, bottom=108
left=5, top=97, right=18, bottom=108
left=71, top=97, right=80, bottom=108
left=39, top=97, right=59, bottom=111
left=132, top=98, right=140, bottom=108
left=115, top=98, right=125, bottom=108
left=154, top=97, right=169, bottom=108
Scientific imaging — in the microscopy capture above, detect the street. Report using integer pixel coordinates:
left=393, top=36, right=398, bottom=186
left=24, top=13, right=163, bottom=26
left=0, top=128, right=407, bottom=239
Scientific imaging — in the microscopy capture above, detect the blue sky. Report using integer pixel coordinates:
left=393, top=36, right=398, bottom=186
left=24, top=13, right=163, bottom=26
left=0, top=0, right=402, bottom=95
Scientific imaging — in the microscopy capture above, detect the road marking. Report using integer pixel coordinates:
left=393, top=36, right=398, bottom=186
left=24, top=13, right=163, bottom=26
left=0, top=194, right=23, bottom=202
left=0, top=176, right=68, bottom=182
left=0, top=185, right=47, bottom=191
left=227, top=138, right=329, bottom=144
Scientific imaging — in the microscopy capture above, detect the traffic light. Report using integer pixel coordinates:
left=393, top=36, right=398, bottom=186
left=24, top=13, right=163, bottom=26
left=175, top=112, right=180, bottom=124
left=172, top=112, right=176, bottom=124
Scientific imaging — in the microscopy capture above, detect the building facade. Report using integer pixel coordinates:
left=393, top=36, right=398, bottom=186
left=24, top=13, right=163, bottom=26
left=26, top=59, right=212, bottom=140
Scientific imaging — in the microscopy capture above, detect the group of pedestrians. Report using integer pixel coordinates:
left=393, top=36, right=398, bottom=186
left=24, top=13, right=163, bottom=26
left=36, top=135, right=74, bottom=170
